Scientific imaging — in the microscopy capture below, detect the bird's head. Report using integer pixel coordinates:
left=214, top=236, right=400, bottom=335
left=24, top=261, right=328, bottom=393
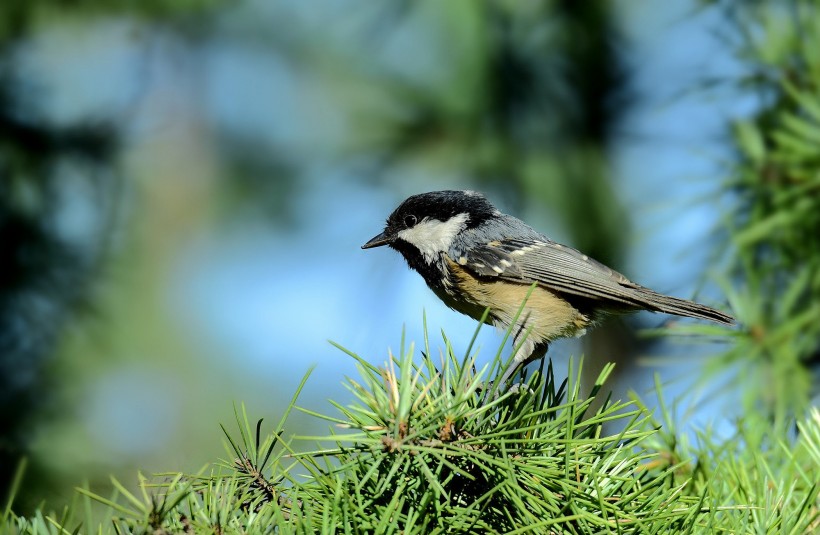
left=362, top=190, right=500, bottom=265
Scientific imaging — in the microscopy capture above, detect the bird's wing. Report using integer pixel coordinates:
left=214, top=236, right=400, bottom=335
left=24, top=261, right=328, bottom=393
left=456, top=238, right=646, bottom=307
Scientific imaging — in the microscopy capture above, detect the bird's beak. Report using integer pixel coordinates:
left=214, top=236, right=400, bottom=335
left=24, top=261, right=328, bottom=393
left=362, top=231, right=393, bottom=249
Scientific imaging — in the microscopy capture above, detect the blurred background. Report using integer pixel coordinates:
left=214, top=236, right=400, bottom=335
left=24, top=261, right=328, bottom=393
left=3, top=0, right=813, bottom=513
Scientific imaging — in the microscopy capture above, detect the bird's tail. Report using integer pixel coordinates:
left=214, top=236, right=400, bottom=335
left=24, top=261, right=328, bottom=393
left=637, top=289, right=734, bottom=325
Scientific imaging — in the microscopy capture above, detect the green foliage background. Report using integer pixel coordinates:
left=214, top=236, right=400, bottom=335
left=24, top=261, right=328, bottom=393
left=2, top=0, right=820, bottom=532
left=6, top=334, right=819, bottom=533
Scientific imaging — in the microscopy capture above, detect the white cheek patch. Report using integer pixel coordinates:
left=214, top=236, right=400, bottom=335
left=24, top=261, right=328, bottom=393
left=397, top=213, right=469, bottom=263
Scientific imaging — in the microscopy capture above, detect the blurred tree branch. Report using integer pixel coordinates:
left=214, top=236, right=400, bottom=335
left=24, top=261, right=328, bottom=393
left=0, top=0, right=222, bottom=509
left=710, top=0, right=820, bottom=420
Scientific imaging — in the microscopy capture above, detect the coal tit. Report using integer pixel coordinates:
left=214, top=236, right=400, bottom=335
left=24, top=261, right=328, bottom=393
left=363, top=190, right=734, bottom=385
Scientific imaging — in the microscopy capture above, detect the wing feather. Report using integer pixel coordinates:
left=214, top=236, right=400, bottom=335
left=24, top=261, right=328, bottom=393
left=458, top=238, right=734, bottom=324
left=461, top=239, right=650, bottom=308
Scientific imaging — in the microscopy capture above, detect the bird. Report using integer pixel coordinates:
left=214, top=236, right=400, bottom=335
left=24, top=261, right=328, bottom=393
left=362, top=190, right=734, bottom=386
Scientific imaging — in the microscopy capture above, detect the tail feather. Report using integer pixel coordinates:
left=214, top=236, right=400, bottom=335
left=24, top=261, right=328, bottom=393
left=637, top=289, right=734, bottom=325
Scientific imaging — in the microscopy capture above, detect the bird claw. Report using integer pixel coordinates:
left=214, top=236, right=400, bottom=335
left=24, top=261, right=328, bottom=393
left=506, top=382, right=534, bottom=395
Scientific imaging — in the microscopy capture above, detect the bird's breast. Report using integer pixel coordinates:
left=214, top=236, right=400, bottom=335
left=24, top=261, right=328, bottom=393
left=439, top=256, right=592, bottom=342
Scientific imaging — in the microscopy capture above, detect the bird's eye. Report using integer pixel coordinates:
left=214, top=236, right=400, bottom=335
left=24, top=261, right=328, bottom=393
left=403, top=215, right=417, bottom=227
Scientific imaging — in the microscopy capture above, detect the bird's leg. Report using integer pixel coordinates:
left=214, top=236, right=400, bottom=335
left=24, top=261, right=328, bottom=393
left=498, top=340, right=550, bottom=387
